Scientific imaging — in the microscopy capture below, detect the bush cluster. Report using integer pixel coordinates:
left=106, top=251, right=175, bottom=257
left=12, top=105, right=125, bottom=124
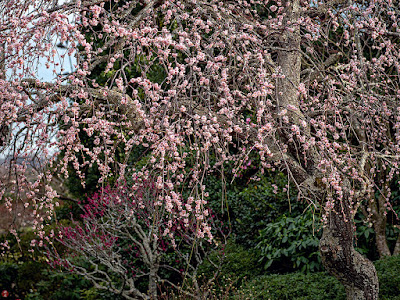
left=236, top=255, right=400, bottom=300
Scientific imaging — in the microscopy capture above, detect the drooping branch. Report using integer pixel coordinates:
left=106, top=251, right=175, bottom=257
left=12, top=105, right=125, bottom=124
left=304, top=0, right=349, bottom=18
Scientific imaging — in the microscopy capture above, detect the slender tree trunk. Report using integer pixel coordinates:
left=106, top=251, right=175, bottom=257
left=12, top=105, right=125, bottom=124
left=373, top=218, right=391, bottom=258
left=0, top=43, right=5, bottom=80
left=369, top=190, right=392, bottom=258
left=393, top=231, right=400, bottom=256
left=0, top=42, right=9, bottom=147
left=320, top=196, right=379, bottom=300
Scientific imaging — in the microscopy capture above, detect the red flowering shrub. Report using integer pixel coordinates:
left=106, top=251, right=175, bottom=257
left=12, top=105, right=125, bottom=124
left=50, top=181, right=225, bottom=299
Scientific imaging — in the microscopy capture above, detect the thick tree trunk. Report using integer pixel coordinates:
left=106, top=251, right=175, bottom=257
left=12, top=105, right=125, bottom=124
left=148, top=265, right=158, bottom=299
left=275, top=0, right=379, bottom=298
left=320, top=197, right=379, bottom=300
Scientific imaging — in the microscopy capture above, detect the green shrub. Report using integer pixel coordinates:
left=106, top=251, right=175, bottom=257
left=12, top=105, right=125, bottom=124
left=235, top=272, right=345, bottom=300
left=205, top=171, right=305, bottom=249
left=375, top=255, right=400, bottom=300
left=0, top=259, right=95, bottom=300
left=25, top=269, right=93, bottom=300
left=0, top=229, right=95, bottom=300
left=257, top=212, right=322, bottom=273
left=0, top=263, right=20, bottom=297
left=198, top=240, right=263, bottom=285
left=235, top=255, right=400, bottom=300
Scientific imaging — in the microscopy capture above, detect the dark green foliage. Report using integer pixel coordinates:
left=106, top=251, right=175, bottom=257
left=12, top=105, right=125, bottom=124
left=386, top=183, right=400, bottom=254
left=354, top=212, right=379, bottom=260
left=198, top=240, right=263, bottom=284
left=0, top=259, right=94, bottom=300
left=236, top=272, right=346, bottom=300
left=236, top=255, right=400, bottom=300
left=353, top=210, right=400, bottom=262
left=0, top=230, right=121, bottom=300
left=219, top=243, right=263, bottom=280
left=257, top=212, right=322, bottom=273
left=24, top=270, right=93, bottom=300
left=205, top=171, right=305, bottom=248
left=0, top=263, right=20, bottom=298
left=205, top=167, right=320, bottom=274
left=0, top=229, right=91, bottom=300
left=375, top=255, right=400, bottom=300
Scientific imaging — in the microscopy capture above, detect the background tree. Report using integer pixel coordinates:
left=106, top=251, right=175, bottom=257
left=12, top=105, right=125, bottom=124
left=1, top=0, right=400, bottom=299
left=49, top=182, right=226, bottom=299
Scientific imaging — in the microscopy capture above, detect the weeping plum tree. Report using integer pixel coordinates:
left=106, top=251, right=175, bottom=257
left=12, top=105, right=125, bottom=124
left=1, top=0, right=400, bottom=299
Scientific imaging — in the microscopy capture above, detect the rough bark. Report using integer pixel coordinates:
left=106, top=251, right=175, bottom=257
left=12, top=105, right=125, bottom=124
left=148, top=264, right=159, bottom=300
left=277, top=1, right=379, bottom=298
left=320, top=196, right=379, bottom=300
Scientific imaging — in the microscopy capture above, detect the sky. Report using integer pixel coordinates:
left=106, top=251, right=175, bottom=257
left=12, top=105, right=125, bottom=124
left=1, top=1, right=76, bottom=160
left=37, top=42, right=76, bottom=82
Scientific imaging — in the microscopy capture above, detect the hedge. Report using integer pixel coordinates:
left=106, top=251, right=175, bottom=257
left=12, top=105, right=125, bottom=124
left=236, top=255, right=400, bottom=300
